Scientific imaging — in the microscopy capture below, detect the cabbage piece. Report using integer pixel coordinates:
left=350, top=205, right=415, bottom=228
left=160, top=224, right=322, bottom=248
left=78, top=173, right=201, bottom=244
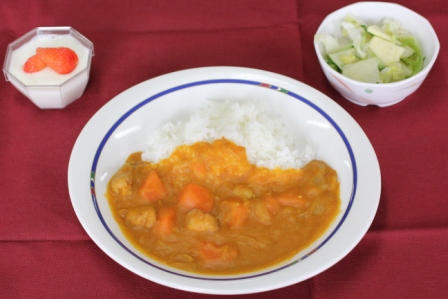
left=314, top=33, right=340, bottom=56
left=380, top=62, right=412, bottom=83
left=398, top=36, right=424, bottom=76
left=382, top=19, right=409, bottom=39
left=343, top=13, right=367, bottom=28
left=341, top=21, right=369, bottom=58
left=314, top=34, right=352, bottom=72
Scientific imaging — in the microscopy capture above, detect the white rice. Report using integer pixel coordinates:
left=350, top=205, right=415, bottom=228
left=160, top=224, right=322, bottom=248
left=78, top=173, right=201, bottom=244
left=141, top=101, right=315, bottom=169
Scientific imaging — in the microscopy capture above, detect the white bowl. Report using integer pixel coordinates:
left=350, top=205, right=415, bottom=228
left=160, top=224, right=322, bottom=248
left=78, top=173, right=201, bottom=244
left=68, top=67, right=381, bottom=294
left=314, top=2, right=440, bottom=107
left=3, top=27, right=94, bottom=109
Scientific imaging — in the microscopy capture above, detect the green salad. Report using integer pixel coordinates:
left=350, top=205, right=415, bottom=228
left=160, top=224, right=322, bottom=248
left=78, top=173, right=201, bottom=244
left=315, top=15, right=424, bottom=83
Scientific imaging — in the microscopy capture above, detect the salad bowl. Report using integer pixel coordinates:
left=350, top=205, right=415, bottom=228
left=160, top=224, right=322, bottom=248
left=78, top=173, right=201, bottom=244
left=314, top=2, right=440, bottom=107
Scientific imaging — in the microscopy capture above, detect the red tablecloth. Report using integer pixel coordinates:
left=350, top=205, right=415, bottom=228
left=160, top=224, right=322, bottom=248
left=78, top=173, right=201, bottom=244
left=1, top=0, right=447, bottom=298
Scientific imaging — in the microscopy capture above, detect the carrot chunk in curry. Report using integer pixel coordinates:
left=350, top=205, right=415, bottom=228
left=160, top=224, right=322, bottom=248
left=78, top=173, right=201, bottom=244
left=106, top=138, right=341, bottom=275
left=138, top=170, right=167, bottom=202
left=178, top=183, right=215, bottom=213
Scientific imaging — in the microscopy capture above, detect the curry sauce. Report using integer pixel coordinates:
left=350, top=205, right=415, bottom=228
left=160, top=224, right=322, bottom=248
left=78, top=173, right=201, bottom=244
left=106, top=138, right=341, bottom=275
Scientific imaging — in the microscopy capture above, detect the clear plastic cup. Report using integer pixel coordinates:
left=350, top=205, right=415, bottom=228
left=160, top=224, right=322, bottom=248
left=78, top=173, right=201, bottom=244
left=3, top=27, right=94, bottom=109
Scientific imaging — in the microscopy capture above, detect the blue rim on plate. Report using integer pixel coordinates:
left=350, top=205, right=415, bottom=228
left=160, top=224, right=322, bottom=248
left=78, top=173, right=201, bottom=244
left=89, top=78, right=357, bottom=281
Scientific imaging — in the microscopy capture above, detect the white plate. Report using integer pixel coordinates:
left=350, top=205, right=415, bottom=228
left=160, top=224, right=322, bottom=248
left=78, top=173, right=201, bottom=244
left=68, top=66, right=381, bottom=294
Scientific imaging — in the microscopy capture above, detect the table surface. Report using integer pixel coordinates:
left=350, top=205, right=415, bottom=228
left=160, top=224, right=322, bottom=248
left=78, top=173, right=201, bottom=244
left=1, top=0, right=447, bottom=298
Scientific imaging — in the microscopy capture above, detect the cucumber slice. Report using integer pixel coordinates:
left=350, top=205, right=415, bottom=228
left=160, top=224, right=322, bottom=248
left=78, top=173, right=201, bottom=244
left=367, top=25, right=392, bottom=41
